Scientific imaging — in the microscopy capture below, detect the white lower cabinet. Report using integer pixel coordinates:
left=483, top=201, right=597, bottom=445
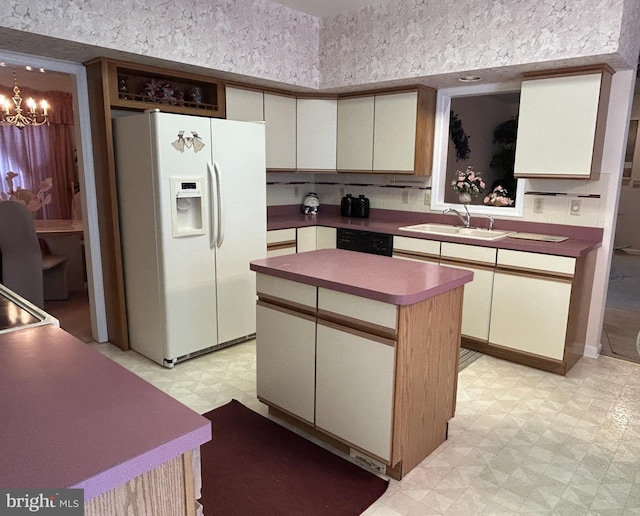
left=489, top=270, right=572, bottom=361
left=315, top=322, right=396, bottom=461
left=316, top=227, right=337, bottom=249
left=266, top=228, right=297, bottom=257
left=296, top=226, right=336, bottom=253
left=256, top=303, right=316, bottom=423
left=440, top=243, right=496, bottom=342
left=488, top=250, right=575, bottom=362
left=392, top=235, right=440, bottom=263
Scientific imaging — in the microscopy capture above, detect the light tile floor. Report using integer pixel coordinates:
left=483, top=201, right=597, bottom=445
left=90, top=341, right=640, bottom=515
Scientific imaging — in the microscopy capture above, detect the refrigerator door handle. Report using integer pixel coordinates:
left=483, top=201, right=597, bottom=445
left=213, top=161, right=225, bottom=247
left=207, top=162, right=218, bottom=249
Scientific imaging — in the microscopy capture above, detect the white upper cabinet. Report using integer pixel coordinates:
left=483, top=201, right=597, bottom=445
left=337, top=96, right=375, bottom=171
left=373, top=91, right=419, bottom=173
left=514, top=66, right=613, bottom=179
left=264, top=93, right=297, bottom=171
left=296, top=98, right=338, bottom=171
left=336, top=88, right=436, bottom=175
left=225, top=86, right=264, bottom=122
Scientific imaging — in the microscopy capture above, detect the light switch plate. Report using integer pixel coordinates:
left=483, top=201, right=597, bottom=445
left=534, top=198, right=544, bottom=213
left=424, top=190, right=431, bottom=205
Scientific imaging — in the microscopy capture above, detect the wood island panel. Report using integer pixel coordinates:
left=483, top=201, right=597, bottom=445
left=85, top=452, right=195, bottom=516
left=391, top=286, right=464, bottom=475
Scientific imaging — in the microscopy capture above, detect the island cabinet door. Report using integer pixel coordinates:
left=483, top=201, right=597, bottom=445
left=315, top=321, right=396, bottom=462
left=256, top=302, right=316, bottom=424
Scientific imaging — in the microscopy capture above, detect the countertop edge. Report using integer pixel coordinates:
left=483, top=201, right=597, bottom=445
left=74, top=421, right=212, bottom=501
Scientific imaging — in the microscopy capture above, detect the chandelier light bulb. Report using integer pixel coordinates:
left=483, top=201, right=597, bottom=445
left=0, top=68, right=50, bottom=129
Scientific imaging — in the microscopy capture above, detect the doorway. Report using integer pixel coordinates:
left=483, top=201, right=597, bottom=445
left=0, top=49, right=107, bottom=342
left=601, top=88, right=640, bottom=363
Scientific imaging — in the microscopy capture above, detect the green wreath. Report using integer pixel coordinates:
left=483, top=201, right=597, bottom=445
left=449, top=111, right=470, bottom=161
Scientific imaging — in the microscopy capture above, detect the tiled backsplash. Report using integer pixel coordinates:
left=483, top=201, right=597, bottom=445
left=267, top=172, right=607, bottom=227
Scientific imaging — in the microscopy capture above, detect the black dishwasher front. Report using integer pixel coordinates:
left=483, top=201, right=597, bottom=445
left=336, top=228, right=393, bottom=257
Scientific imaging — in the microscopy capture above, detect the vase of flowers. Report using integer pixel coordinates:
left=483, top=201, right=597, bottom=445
left=484, top=185, right=514, bottom=207
left=451, top=166, right=485, bottom=204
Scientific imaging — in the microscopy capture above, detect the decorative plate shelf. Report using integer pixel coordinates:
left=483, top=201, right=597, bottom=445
left=105, top=60, right=225, bottom=118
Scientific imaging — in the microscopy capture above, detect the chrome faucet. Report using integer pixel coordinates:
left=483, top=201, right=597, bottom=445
left=443, top=205, right=471, bottom=228
left=483, top=215, right=495, bottom=231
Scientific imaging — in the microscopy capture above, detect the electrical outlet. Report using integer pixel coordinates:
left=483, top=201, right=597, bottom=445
left=294, top=186, right=299, bottom=197
left=533, top=198, right=544, bottom=213
left=339, top=187, right=345, bottom=198
left=402, top=190, right=409, bottom=204
left=424, top=191, right=431, bottom=205
left=570, top=199, right=582, bottom=216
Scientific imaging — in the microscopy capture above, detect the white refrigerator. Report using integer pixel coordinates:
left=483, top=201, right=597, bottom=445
left=113, top=111, right=266, bottom=367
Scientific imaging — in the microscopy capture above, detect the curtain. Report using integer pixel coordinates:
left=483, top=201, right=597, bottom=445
left=0, top=90, right=76, bottom=219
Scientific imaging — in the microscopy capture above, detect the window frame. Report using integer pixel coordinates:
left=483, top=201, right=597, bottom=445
left=431, top=80, right=525, bottom=217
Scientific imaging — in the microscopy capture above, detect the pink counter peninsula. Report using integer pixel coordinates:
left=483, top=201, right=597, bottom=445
left=250, top=249, right=473, bottom=480
left=0, top=324, right=211, bottom=515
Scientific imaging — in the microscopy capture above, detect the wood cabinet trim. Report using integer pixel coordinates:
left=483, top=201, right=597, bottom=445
left=257, top=296, right=317, bottom=319
left=266, top=240, right=297, bottom=251
left=413, top=86, right=437, bottom=176
left=316, top=318, right=397, bottom=347
left=521, top=64, right=615, bottom=81
left=439, top=257, right=496, bottom=271
left=182, top=450, right=196, bottom=516
left=495, top=265, right=574, bottom=281
left=317, top=309, right=398, bottom=341
left=462, top=337, right=567, bottom=375
left=392, top=250, right=440, bottom=262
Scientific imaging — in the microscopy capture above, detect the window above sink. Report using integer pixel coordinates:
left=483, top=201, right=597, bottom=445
left=431, top=81, right=526, bottom=218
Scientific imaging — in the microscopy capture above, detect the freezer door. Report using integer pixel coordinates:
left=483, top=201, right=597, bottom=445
left=152, top=113, right=219, bottom=360
left=211, top=119, right=267, bottom=344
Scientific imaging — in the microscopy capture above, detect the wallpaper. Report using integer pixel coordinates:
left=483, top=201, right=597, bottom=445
left=0, top=0, right=320, bottom=88
left=319, top=0, right=634, bottom=89
left=0, top=0, right=636, bottom=91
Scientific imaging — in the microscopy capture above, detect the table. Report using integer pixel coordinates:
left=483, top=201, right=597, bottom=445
left=34, top=219, right=85, bottom=291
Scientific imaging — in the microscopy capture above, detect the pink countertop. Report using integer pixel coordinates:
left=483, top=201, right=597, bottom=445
left=0, top=325, right=211, bottom=501
left=267, top=205, right=603, bottom=258
left=250, top=249, right=473, bottom=305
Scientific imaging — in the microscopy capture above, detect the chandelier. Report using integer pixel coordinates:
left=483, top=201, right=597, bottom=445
left=0, top=69, right=49, bottom=129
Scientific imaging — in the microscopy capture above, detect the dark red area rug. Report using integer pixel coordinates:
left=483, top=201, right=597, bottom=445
left=199, top=399, right=389, bottom=516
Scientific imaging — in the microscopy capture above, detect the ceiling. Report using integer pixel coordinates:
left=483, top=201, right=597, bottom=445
left=272, top=0, right=380, bottom=17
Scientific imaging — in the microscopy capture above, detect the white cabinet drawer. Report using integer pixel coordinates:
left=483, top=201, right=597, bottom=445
left=318, top=287, right=397, bottom=332
left=497, top=249, right=575, bottom=276
left=440, top=242, right=496, bottom=265
left=256, top=273, right=316, bottom=309
left=267, top=228, right=296, bottom=244
left=393, top=236, right=440, bottom=261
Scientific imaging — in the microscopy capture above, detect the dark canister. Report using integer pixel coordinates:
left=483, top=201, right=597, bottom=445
left=354, top=195, right=370, bottom=218
left=340, top=194, right=353, bottom=217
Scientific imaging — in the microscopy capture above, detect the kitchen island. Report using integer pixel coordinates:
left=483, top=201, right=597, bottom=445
left=0, top=323, right=211, bottom=515
left=250, top=249, right=473, bottom=479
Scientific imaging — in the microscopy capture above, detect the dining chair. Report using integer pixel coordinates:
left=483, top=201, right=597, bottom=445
left=0, top=202, right=68, bottom=308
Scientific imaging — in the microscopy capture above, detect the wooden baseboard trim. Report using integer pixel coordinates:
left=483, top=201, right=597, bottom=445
left=461, top=337, right=568, bottom=375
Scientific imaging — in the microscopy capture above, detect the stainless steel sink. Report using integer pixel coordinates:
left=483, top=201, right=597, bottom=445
left=399, top=223, right=514, bottom=241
